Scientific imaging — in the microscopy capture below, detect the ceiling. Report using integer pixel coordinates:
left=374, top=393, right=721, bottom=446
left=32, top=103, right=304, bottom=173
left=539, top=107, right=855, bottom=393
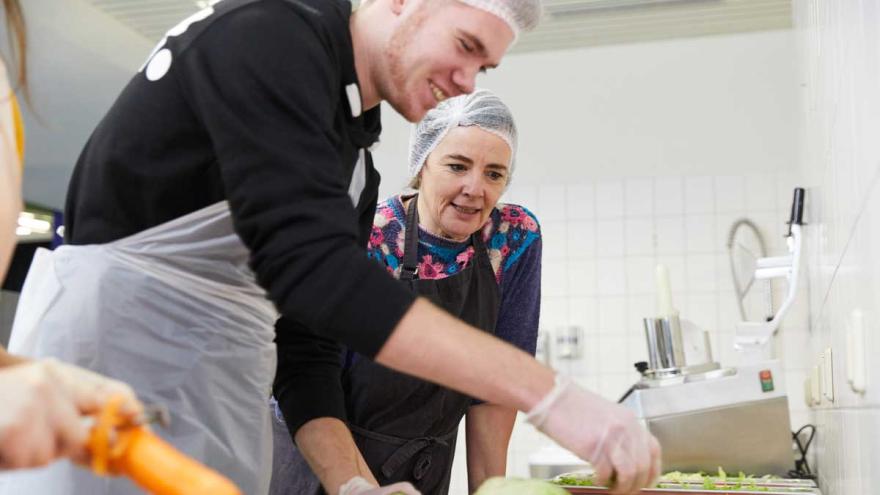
left=83, top=0, right=792, bottom=52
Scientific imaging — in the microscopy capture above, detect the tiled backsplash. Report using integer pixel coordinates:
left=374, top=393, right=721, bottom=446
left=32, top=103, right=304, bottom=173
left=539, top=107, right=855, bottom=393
left=448, top=173, right=813, bottom=491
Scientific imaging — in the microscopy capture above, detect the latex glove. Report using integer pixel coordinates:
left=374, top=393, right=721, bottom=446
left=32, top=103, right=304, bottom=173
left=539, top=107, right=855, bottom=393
left=526, top=375, right=661, bottom=495
left=0, top=358, right=143, bottom=469
left=338, top=476, right=421, bottom=495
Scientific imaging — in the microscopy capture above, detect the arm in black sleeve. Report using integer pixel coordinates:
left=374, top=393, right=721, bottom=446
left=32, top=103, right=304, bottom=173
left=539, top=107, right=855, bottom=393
left=174, top=4, right=415, bottom=357
left=274, top=316, right=347, bottom=437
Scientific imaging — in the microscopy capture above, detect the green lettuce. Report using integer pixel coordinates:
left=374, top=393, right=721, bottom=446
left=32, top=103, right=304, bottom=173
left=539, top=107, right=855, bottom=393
left=475, top=477, right=571, bottom=494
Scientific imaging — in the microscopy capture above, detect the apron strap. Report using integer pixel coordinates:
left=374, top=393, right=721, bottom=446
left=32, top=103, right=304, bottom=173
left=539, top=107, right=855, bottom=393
left=349, top=423, right=458, bottom=480
left=470, top=223, right=494, bottom=279
left=400, top=196, right=420, bottom=281
left=400, top=194, right=496, bottom=283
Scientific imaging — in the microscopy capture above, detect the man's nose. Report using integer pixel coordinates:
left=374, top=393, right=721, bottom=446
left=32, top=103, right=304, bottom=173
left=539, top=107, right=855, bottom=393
left=451, top=65, right=479, bottom=95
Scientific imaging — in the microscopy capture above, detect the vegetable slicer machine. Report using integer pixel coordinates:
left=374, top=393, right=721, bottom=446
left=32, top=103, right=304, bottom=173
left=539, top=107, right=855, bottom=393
left=619, top=356, right=794, bottom=476
left=620, top=190, right=807, bottom=477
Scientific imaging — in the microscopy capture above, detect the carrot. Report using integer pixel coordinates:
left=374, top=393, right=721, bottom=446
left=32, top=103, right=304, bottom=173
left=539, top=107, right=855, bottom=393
left=87, top=396, right=242, bottom=495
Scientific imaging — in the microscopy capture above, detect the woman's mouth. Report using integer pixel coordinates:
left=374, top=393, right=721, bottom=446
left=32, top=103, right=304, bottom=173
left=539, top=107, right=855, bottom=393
left=452, top=203, right=480, bottom=215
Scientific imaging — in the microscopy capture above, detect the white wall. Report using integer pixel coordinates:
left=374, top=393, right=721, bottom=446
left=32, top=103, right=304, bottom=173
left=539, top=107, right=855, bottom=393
left=8, top=0, right=154, bottom=209
left=793, top=2, right=880, bottom=494
left=374, top=29, right=799, bottom=197
left=370, top=30, right=808, bottom=492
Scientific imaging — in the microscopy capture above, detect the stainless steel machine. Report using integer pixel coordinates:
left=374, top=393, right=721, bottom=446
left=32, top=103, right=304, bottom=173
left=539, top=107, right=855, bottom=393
left=619, top=190, right=807, bottom=477
left=619, top=314, right=794, bottom=476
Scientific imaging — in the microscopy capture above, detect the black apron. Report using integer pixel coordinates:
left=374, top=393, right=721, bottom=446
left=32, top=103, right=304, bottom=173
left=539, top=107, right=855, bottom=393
left=269, top=196, right=500, bottom=495
left=341, top=196, right=500, bottom=495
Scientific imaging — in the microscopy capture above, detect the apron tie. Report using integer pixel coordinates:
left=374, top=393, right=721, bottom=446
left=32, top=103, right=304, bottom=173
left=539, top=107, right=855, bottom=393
left=349, top=424, right=457, bottom=480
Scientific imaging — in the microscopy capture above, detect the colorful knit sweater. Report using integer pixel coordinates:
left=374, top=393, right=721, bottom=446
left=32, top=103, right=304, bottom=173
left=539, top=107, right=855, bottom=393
left=366, top=195, right=542, bottom=355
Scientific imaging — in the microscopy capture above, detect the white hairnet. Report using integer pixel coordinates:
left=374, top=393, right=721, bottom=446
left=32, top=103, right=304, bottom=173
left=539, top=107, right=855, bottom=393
left=409, top=89, right=518, bottom=182
left=458, top=0, right=543, bottom=35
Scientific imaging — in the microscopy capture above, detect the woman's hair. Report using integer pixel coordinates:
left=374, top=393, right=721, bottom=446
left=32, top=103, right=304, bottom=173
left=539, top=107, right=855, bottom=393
left=408, top=89, right=518, bottom=189
left=408, top=175, right=421, bottom=190
left=2, top=0, right=28, bottom=101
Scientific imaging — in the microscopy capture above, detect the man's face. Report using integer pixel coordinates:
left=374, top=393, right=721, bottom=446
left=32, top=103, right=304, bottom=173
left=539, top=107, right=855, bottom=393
left=379, top=0, right=515, bottom=122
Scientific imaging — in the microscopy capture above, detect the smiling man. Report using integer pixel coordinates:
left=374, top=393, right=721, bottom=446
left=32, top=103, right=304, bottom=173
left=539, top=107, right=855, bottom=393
left=3, top=0, right=660, bottom=494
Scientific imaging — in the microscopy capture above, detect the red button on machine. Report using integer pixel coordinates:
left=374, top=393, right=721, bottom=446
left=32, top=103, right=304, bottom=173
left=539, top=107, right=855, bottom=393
left=759, top=369, right=774, bottom=392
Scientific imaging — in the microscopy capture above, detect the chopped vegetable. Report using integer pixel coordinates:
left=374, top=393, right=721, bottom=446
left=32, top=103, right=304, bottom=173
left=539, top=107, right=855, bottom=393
left=553, top=470, right=804, bottom=492
left=475, top=477, right=571, bottom=494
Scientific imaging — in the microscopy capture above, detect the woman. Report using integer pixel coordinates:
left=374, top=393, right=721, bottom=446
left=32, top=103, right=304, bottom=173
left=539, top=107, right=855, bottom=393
left=0, top=0, right=26, bottom=283
left=272, top=89, right=542, bottom=495
left=0, top=0, right=141, bottom=470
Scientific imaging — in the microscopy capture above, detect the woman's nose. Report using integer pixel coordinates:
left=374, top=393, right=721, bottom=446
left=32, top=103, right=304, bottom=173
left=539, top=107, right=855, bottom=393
left=461, top=172, right=484, bottom=197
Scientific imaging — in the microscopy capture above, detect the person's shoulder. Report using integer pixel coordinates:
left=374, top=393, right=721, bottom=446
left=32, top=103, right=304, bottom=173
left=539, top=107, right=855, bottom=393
left=160, top=0, right=348, bottom=57
left=491, top=203, right=541, bottom=236
left=374, top=196, right=406, bottom=228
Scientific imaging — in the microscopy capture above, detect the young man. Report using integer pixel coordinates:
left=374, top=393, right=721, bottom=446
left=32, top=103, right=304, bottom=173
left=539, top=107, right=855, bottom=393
left=4, top=0, right=660, bottom=494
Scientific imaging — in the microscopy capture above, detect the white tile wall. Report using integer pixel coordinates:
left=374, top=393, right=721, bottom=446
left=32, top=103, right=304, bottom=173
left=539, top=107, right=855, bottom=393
left=793, top=1, right=880, bottom=494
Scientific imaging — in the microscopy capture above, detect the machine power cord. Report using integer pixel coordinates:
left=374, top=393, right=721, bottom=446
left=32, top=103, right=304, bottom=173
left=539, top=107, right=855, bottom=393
left=788, top=424, right=817, bottom=481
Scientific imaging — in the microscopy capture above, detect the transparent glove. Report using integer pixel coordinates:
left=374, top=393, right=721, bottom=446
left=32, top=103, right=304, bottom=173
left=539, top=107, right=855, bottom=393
left=526, top=375, right=661, bottom=495
left=338, top=476, right=421, bottom=495
left=0, top=358, right=142, bottom=469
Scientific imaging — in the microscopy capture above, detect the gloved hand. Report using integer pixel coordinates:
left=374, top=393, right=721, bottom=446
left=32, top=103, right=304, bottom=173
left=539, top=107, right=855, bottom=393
left=526, top=375, right=661, bottom=495
left=0, top=358, right=143, bottom=469
left=338, top=476, right=421, bottom=495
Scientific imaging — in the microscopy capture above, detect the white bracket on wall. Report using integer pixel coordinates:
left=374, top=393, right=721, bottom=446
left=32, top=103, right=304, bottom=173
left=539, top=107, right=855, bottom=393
left=809, top=364, right=821, bottom=407
left=821, top=348, right=834, bottom=403
left=554, top=325, right=583, bottom=360
left=847, top=310, right=867, bottom=395
left=735, top=188, right=805, bottom=363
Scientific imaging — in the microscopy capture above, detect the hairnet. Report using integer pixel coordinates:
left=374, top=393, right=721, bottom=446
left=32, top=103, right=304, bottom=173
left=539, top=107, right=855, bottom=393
left=408, top=89, right=518, bottom=182
left=458, top=0, right=543, bottom=35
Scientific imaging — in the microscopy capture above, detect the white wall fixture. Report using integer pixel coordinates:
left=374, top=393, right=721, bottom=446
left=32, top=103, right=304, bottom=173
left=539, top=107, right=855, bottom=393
left=734, top=189, right=806, bottom=361
left=847, top=310, right=867, bottom=395
left=554, top=325, right=583, bottom=360
left=810, top=364, right=821, bottom=407
left=822, top=347, right=834, bottom=403
left=535, top=330, right=551, bottom=366
left=802, top=375, right=813, bottom=408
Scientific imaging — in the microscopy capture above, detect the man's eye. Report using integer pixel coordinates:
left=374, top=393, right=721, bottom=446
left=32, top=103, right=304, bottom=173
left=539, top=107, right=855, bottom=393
left=458, top=39, right=475, bottom=53
left=448, top=163, right=467, bottom=172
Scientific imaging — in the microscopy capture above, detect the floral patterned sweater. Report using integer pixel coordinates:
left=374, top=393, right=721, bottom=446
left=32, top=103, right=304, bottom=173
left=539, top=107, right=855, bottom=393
left=366, top=195, right=542, bottom=355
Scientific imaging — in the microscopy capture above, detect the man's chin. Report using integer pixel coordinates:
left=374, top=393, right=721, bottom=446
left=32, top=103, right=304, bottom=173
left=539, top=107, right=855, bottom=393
left=389, top=96, right=434, bottom=123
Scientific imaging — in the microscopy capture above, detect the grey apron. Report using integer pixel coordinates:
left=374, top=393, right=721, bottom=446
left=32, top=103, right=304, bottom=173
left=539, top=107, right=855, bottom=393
left=0, top=202, right=278, bottom=495
left=270, top=195, right=500, bottom=495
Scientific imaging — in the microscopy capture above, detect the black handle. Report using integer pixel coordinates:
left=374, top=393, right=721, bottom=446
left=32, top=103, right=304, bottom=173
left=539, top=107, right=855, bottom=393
left=787, top=187, right=805, bottom=236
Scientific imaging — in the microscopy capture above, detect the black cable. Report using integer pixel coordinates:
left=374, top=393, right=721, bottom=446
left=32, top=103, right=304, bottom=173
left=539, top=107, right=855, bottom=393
left=788, top=424, right=817, bottom=480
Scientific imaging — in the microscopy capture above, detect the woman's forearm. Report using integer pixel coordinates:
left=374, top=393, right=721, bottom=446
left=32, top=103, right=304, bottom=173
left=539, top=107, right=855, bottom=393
left=466, top=403, right=516, bottom=492
left=375, top=298, right=554, bottom=415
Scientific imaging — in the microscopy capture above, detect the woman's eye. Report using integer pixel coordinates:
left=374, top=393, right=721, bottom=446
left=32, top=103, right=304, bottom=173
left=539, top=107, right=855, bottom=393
left=448, top=163, right=467, bottom=172
left=458, top=38, right=474, bottom=53
left=488, top=171, right=505, bottom=181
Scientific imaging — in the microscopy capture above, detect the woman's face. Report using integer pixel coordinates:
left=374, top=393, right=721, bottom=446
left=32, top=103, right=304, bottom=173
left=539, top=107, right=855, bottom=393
left=416, top=126, right=511, bottom=241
